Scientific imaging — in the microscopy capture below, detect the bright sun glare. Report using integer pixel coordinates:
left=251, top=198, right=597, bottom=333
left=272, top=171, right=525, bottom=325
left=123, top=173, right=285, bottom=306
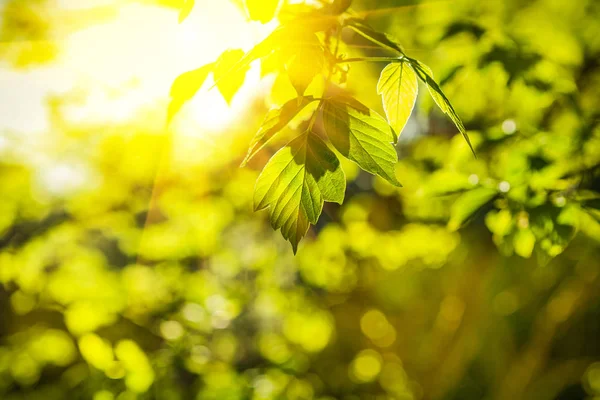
left=174, top=1, right=273, bottom=133
left=0, top=0, right=274, bottom=135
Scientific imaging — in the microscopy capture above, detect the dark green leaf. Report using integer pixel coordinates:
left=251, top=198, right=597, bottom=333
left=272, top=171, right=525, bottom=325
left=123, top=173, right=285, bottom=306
left=322, top=97, right=400, bottom=186
left=242, top=96, right=316, bottom=167
left=254, top=132, right=346, bottom=253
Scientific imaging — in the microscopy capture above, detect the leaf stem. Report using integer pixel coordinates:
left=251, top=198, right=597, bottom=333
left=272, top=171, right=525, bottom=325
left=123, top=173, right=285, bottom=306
left=336, top=56, right=404, bottom=64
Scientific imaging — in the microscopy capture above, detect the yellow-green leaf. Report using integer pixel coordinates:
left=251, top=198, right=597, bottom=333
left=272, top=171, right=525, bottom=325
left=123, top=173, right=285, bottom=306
left=322, top=97, right=400, bottom=186
left=214, top=49, right=249, bottom=104
left=178, top=0, right=194, bottom=23
left=513, top=228, right=536, bottom=258
left=280, top=32, right=324, bottom=96
left=254, top=132, right=345, bottom=253
left=167, top=63, right=213, bottom=124
left=245, top=0, right=280, bottom=23
left=242, top=96, right=316, bottom=166
left=377, top=61, right=418, bottom=139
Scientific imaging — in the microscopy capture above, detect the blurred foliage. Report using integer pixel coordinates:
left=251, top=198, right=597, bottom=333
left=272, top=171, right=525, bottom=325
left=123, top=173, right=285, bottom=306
left=0, top=0, right=600, bottom=400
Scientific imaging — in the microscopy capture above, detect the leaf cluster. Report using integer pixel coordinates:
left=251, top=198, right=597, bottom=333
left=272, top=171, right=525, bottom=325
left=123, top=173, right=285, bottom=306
left=170, top=0, right=475, bottom=251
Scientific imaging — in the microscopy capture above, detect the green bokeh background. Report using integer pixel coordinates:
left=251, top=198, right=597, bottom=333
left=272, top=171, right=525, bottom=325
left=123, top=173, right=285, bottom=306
left=1, top=0, right=600, bottom=399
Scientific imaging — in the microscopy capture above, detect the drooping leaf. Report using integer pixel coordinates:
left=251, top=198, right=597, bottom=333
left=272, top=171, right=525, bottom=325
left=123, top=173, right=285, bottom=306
left=409, top=59, right=476, bottom=156
left=254, top=132, right=346, bottom=252
left=178, top=0, right=194, bottom=23
left=167, top=63, right=213, bottom=124
left=242, top=96, right=316, bottom=166
left=322, top=97, right=401, bottom=186
left=245, top=0, right=280, bottom=23
left=448, top=187, right=497, bottom=231
left=377, top=61, right=418, bottom=138
left=213, top=49, right=249, bottom=104
left=346, top=19, right=404, bottom=55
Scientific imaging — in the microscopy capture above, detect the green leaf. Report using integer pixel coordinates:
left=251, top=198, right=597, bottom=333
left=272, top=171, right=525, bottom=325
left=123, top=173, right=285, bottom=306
left=377, top=61, right=418, bottom=138
left=178, top=0, right=194, bottom=23
left=245, top=0, right=280, bottom=23
left=409, top=59, right=476, bottom=157
left=254, top=132, right=346, bottom=253
left=346, top=19, right=404, bottom=55
left=213, top=49, right=249, bottom=104
left=322, top=97, right=400, bottom=186
left=448, top=187, right=497, bottom=231
left=167, top=63, right=213, bottom=124
left=242, top=96, right=316, bottom=167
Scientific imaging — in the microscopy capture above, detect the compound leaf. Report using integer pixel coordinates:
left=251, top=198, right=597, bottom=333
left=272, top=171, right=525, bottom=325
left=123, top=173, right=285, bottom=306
left=254, top=132, right=346, bottom=252
left=377, top=61, right=418, bottom=138
left=322, top=97, right=400, bottom=186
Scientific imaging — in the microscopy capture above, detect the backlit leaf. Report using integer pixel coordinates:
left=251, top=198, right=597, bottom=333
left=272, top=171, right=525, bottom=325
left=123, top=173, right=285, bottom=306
left=167, top=63, right=213, bottom=124
left=242, top=96, right=316, bottom=166
left=213, top=49, right=249, bottom=104
left=448, top=187, right=497, bottom=231
left=178, top=0, right=194, bottom=23
left=254, top=132, right=346, bottom=252
left=322, top=97, right=400, bottom=186
left=377, top=61, right=418, bottom=138
left=211, top=25, right=302, bottom=90
left=409, top=59, right=476, bottom=156
left=245, top=0, right=280, bottom=23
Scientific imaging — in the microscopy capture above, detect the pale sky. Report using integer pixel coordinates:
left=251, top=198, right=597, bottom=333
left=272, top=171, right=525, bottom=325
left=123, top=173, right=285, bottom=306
left=0, top=0, right=270, bottom=133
